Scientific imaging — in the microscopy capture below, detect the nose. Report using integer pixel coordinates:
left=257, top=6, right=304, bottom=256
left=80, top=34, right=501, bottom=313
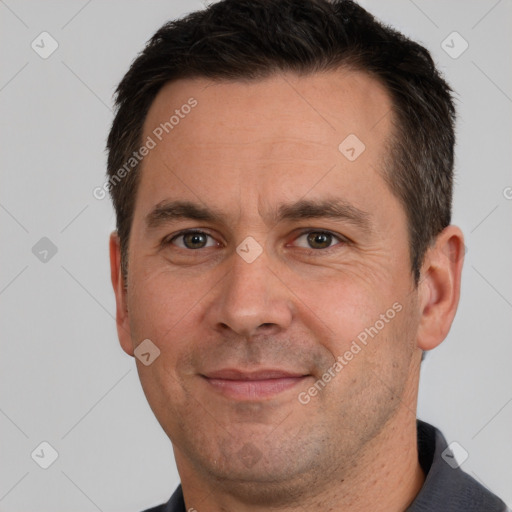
left=206, top=248, right=294, bottom=338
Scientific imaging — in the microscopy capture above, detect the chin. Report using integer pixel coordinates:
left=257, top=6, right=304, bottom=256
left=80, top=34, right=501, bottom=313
left=205, top=464, right=318, bottom=507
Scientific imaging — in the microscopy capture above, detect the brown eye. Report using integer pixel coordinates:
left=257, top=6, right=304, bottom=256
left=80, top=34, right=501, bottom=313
left=307, top=232, right=333, bottom=249
left=170, top=231, right=216, bottom=250
left=293, top=231, right=344, bottom=250
left=183, top=232, right=208, bottom=249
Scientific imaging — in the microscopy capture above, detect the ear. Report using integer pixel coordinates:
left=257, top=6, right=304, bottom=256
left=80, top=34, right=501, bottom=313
left=109, top=231, right=134, bottom=357
left=416, top=225, right=465, bottom=351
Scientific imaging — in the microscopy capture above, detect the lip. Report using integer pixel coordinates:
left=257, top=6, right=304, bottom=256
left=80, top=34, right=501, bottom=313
left=201, top=369, right=309, bottom=400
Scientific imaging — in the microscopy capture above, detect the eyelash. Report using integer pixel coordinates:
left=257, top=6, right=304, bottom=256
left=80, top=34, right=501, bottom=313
left=162, top=228, right=349, bottom=253
left=163, top=229, right=218, bottom=250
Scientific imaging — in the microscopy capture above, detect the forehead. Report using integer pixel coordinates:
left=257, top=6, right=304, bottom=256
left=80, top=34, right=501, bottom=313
left=144, top=68, right=392, bottom=145
left=135, top=69, right=395, bottom=221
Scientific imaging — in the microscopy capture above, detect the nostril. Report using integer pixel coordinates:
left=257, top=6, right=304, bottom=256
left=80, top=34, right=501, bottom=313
left=259, top=323, right=276, bottom=330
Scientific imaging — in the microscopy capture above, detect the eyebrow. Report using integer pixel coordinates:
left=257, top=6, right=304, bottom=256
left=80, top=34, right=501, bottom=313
left=276, top=198, right=372, bottom=232
left=145, top=200, right=224, bottom=230
left=145, top=198, right=372, bottom=233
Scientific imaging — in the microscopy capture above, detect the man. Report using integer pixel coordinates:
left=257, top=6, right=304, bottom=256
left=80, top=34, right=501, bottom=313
left=106, top=0, right=509, bottom=510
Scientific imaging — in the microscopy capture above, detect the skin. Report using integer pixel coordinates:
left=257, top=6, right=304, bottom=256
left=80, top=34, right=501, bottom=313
left=110, top=70, right=464, bottom=511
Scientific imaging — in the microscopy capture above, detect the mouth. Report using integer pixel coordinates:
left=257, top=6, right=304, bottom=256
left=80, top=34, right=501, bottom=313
left=201, top=369, right=310, bottom=400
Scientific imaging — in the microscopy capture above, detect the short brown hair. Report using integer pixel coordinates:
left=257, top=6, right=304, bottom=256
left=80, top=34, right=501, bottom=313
left=106, top=0, right=455, bottom=285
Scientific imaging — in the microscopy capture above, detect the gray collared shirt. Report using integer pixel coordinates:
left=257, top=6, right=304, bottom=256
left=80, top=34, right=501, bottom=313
left=143, top=420, right=509, bottom=512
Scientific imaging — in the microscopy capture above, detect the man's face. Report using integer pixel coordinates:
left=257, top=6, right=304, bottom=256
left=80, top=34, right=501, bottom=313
left=115, top=70, right=423, bottom=497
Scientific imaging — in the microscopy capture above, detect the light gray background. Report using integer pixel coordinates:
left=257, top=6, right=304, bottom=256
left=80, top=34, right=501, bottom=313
left=1, top=1, right=511, bottom=510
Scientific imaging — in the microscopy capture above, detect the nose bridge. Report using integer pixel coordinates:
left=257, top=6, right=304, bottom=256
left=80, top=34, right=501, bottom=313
left=210, top=245, right=293, bottom=337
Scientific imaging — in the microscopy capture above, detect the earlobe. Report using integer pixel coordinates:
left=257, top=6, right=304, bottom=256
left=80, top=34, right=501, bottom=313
left=109, top=232, right=135, bottom=357
left=416, top=225, right=465, bottom=352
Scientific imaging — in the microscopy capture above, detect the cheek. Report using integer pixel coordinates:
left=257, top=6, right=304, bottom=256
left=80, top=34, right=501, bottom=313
left=128, top=265, right=208, bottom=338
left=303, top=264, right=415, bottom=372
left=127, top=268, right=209, bottom=401
left=130, top=287, right=202, bottom=432
left=306, top=276, right=389, bottom=344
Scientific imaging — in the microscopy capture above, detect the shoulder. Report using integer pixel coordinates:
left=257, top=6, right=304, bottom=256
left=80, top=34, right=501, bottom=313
left=140, top=484, right=185, bottom=512
left=409, top=420, right=509, bottom=511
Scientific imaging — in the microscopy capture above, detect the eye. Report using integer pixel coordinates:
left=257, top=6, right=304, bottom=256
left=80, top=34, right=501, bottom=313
left=292, top=231, right=345, bottom=250
left=167, top=230, right=218, bottom=250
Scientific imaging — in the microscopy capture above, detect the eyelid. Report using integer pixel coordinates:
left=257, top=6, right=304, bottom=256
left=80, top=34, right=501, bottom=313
left=162, top=228, right=220, bottom=249
left=161, top=227, right=350, bottom=251
left=289, top=229, right=349, bottom=250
